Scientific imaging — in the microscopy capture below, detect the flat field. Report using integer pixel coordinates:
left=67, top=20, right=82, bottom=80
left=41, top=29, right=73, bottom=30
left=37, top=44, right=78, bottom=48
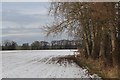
left=2, top=50, right=100, bottom=78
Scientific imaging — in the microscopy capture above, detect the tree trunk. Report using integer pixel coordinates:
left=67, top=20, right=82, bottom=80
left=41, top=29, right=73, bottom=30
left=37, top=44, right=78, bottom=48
left=91, top=25, right=101, bottom=59
left=110, top=25, right=119, bottom=67
left=99, top=27, right=107, bottom=66
left=83, top=32, right=90, bottom=58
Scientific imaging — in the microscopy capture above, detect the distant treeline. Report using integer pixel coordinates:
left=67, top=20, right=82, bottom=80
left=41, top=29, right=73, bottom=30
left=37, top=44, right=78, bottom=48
left=1, top=40, right=82, bottom=50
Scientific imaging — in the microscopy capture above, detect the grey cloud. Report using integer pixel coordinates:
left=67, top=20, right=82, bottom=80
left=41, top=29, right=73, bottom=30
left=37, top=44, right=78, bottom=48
left=2, top=9, right=53, bottom=32
left=2, top=10, right=51, bottom=25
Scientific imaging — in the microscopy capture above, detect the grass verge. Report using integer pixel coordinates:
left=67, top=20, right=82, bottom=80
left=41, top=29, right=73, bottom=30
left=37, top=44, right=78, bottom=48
left=75, top=56, right=119, bottom=80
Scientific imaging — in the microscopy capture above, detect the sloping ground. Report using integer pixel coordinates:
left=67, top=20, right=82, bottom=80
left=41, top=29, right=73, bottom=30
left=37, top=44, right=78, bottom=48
left=2, top=50, right=101, bottom=78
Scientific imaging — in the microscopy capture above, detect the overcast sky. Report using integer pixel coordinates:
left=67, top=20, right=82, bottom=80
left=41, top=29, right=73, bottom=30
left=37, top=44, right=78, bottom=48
left=1, top=2, right=72, bottom=44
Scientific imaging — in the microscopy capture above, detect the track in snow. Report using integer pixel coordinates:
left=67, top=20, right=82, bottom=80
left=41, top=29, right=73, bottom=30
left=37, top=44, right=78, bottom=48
left=2, top=50, right=101, bottom=78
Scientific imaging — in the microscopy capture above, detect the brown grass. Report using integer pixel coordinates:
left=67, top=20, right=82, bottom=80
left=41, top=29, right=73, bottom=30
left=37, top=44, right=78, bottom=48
left=76, top=56, right=119, bottom=79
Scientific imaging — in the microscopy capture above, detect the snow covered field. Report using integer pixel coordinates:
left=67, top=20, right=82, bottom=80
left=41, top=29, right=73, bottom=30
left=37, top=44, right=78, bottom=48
left=2, top=50, right=100, bottom=78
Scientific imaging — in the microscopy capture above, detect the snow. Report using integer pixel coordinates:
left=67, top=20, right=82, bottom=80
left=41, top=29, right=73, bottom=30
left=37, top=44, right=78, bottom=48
left=2, top=50, right=101, bottom=78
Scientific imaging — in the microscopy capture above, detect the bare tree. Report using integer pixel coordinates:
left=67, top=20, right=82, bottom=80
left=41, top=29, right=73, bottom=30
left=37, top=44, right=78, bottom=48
left=45, top=2, right=119, bottom=72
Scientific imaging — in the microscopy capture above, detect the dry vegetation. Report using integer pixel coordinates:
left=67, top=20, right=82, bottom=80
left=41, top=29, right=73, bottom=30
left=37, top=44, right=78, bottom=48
left=76, top=56, right=119, bottom=78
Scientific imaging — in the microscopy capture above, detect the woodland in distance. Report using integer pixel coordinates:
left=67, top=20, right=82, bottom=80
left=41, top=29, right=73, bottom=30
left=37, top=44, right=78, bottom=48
left=1, top=39, right=81, bottom=50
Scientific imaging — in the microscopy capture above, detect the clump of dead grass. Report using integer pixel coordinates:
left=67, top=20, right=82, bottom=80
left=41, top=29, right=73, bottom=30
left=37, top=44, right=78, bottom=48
left=76, top=56, right=119, bottom=79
